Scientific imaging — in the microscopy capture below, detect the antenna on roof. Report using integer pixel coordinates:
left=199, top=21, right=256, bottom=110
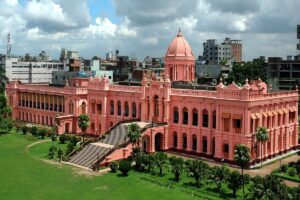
left=7, top=33, right=11, bottom=58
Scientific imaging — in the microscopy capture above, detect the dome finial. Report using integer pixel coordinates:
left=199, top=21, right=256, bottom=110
left=177, top=28, right=182, bottom=36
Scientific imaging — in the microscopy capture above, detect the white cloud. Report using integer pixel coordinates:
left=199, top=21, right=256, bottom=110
left=26, top=27, right=68, bottom=40
left=85, top=17, right=117, bottom=38
left=5, top=0, right=18, bottom=7
left=141, top=37, right=158, bottom=45
left=24, top=0, right=76, bottom=30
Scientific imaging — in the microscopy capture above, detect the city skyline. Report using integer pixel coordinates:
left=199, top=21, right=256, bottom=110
left=0, top=0, right=299, bottom=60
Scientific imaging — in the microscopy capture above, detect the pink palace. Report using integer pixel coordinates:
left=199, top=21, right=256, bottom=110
left=6, top=31, right=299, bottom=166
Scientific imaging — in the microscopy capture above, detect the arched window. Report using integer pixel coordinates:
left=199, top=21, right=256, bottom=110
left=154, top=96, right=159, bottom=116
left=124, top=101, right=129, bottom=117
left=212, top=110, right=216, bottom=128
left=173, top=132, right=177, bottom=148
left=69, top=101, right=73, bottom=114
left=110, top=100, right=114, bottom=115
left=182, top=133, right=187, bottom=149
left=117, top=101, right=121, bottom=116
left=192, top=108, right=198, bottom=126
left=132, top=102, right=136, bottom=118
left=173, top=107, right=179, bottom=123
left=81, top=102, right=86, bottom=114
left=192, top=134, right=197, bottom=151
left=202, top=109, right=209, bottom=127
left=202, top=136, right=207, bottom=153
left=183, top=107, right=188, bottom=125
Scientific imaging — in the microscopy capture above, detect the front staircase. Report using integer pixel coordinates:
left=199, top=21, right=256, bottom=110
left=67, top=121, right=166, bottom=170
left=68, top=124, right=129, bottom=169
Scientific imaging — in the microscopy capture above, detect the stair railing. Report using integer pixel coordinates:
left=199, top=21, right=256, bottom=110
left=90, top=121, right=168, bottom=170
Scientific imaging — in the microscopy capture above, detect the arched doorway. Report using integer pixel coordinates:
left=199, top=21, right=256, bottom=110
left=65, top=122, right=70, bottom=134
left=155, top=132, right=163, bottom=151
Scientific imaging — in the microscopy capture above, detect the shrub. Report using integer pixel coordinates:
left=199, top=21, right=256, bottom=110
left=38, top=128, right=48, bottom=139
left=280, top=164, right=288, bottom=173
left=51, top=134, right=57, bottom=141
left=21, top=125, right=29, bottom=135
left=119, top=160, right=132, bottom=176
left=287, top=168, right=297, bottom=177
left=288, top=162, right=296, bottom=167
left=57, top=147, right=63, bottom=161
left=59, top=134, right=68, bottom=144
left=110, top=161, right=118, bottom=173
left=69, top=136, right=78, bottom=146
left=65, top=142, right=75, bottom=155
left=30, top=126, right=38, bottom=136
left=48, top=144, right=57, bottom=159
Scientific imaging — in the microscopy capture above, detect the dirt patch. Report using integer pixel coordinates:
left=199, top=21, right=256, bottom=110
left=283, top=180, right=299, bottom=187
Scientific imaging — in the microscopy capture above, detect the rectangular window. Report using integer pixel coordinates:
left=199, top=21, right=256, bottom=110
left=97, top=104, right=102, bottom=114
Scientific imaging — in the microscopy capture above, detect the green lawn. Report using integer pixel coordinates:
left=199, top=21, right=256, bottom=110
left=0, top=131, right=226, bottom=200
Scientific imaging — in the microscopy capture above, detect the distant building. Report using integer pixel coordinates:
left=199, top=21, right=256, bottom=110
left=52, top=58, right=113, bottom=85
left=203, top=38, right=242, bottom=65
left=267, top=25, right=300, bottom=90
left=296, top=24, right=300, bottom=60
left=267, top=57, right=300, bottom=90
left=0, top=56, right=63, bottom=83
left=60, top=48, right=79, bottom=60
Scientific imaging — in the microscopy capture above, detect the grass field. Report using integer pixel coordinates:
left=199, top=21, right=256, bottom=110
left=0, top=131, right=229, bottom=200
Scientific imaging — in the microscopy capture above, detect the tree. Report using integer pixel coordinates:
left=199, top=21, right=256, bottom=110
left=208, top=165, right=230, bottom=192
left=154, top=152, right=168, bottom=176
left=130, top=147, right=144, bottom=170
left=246, top=174, right=288, bottom=200
left=0, top=118, right=13, bottom=135
left=118, top=159, right=132, bottom=176
left=256, top=127, right=269, bottom=167
left=234, top=144, right=250, bottom=198
left=59, top=134, right=68, bottom=144
left=77, top=114, right=90, bottom=141
left=227, top=170, right=243, bottom=197
left=57, top=146, right=63, bottom=162
left=65, top=142, right=75, bottom=155
left=128, top=123, right=141, bottom=147
left=48, top=144, right=57, bottom=159
left=21, top=125, right=29, bottom=135
left=69, top=135, right=78, bottom=146
left=38, top=128, right=48, bottom=139
left=141, top=154, right=155, bottom=172
left=0, top=94, right=7, bottom=110
left=227, top=59, right=267, bottom=84
left=185, top=160, right=209, bottom=187
left=169, top=156, right=184, bottom=182
left=110, top=161, right=118, bottom=173
left=30, top=126, right=38, bottom=136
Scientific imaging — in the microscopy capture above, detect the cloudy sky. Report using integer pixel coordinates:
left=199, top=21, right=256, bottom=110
left=0, top=0, right=299, bottom=61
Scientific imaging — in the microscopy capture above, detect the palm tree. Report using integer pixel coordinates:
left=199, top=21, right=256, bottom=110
left=154, top=152, right=168, bottom=176
left=169, top=156, right=184, bottom=182
left=128, top=123, right=141, bottom=147
left=227, top=170, right=243, bottom=197
left=234, top=144, right=250, bottom=198
left=208, top=165, right=230, bottom=192
left=77, top=114, right=90, bottom=141
left=185, top=160, right=209, bottom=187
left=256, top=127, right=269, bottom=167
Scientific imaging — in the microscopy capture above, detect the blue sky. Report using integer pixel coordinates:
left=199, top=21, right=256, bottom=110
left=87, top=0, right=121, bottom=24
left=0, top=0, right=299, bottom=60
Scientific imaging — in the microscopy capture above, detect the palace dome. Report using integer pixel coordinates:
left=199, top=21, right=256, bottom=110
left=165, top=30, right=194, bottom=59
